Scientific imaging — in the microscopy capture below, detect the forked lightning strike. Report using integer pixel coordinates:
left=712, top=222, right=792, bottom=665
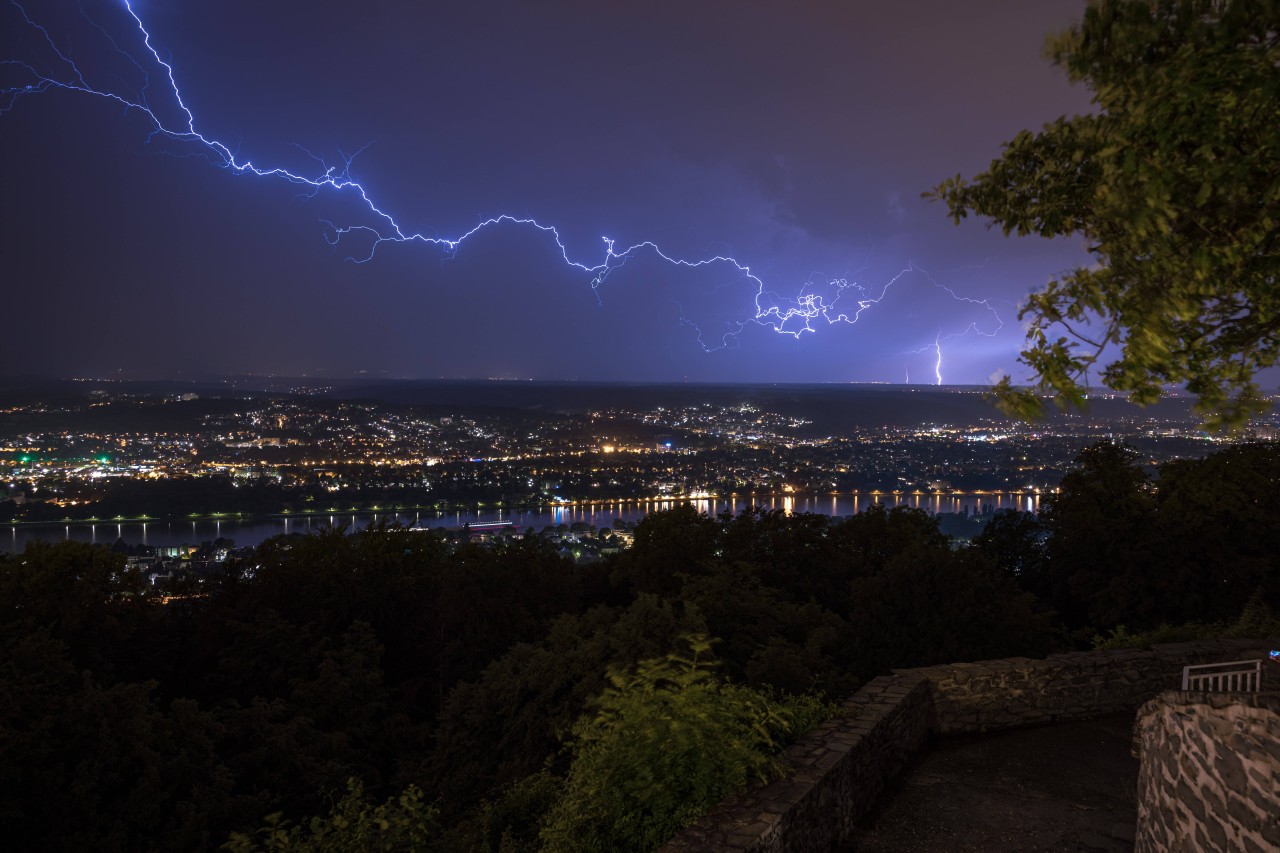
left=3, top=0, right=1003, bottom=359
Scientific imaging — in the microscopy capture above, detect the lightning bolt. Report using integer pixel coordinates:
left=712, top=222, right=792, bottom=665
left=3, top=1, right=1004, bottom=359
left=904, top=330, right=943, bottom=386
left=898, top=264, right=1004, bottom=385
left=933, top=332, right=943, bottom=386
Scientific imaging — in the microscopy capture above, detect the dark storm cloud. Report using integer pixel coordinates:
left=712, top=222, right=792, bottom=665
left=0, top=0, right=1095, bottom=383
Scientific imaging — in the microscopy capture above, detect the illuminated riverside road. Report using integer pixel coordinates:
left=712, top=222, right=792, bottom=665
left=2, top=490, right=1045, bottom=553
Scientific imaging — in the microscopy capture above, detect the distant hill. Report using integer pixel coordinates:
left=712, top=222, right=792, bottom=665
left=2, top=377, right=1252, bottom=437
left=322, top=380, right=1208, bottom=436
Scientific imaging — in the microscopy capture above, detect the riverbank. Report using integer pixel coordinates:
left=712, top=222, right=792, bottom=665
left=2, top=490, right=1042, bottom=553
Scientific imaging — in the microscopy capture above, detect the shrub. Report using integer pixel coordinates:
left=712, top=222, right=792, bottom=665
left=1090, top=589, right=1280, bottom=650
left=224, top=778, right=439, bottom=853
left=539, top=635, right=833, bottom=853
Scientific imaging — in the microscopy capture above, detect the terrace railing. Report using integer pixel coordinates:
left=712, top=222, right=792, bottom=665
left=1181, top=659, right=1262, bottom=693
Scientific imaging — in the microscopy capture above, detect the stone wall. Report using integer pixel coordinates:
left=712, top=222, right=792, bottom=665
left=661, top=672, right=934, bottom=852
left=1134, top=690, right=1280, bottom=853
left=920, top=639, right=1269, bottom=734
left=661, top=638, right=1276, bottom=853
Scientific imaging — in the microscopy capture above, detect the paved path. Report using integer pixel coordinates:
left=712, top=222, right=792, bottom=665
left=847, top=714, right=1139, bottom=852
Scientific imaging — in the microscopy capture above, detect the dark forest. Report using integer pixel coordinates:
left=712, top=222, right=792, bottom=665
left=2, top=442, right=1277, bottom=851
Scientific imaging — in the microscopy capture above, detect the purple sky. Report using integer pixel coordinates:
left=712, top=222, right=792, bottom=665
left=2, top=0, right=1103, bottom=384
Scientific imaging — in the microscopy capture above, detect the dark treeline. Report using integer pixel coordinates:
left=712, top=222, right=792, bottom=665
left=1, top=441, right=1277, bottom=851
left=977, top=441, right=1280, bottom=634
left=1, top=477, right=575, bottom=523
left=1, top=478, right=440, bottom=523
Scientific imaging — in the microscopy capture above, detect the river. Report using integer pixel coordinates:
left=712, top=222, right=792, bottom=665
left=2, top=491, right=1043, bottom=553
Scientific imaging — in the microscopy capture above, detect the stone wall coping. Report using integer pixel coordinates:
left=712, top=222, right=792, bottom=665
left=663, top=637, right=1279, bottom=853
left=1140, top=688, right=1280, bottom=716
left=660, top=675, right=934, bottom=851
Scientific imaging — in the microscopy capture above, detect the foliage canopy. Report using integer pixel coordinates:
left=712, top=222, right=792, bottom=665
left=539, top=635, right=831, bottom=853
left=3, top=450, right=1276, bottom=851
left=930, top=0, right=1280, bottom=427
left=224, top=778, right=439, bottom=853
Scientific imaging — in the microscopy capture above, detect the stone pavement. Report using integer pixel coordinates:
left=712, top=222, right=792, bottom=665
left=846, top=714, right=1139, bottom=852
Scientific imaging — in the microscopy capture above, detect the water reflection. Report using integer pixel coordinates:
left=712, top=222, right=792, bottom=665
left=5, top=491, right=1052, bottom=553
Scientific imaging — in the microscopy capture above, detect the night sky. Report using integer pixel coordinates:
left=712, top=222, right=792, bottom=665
left=2, top=0, right=1097, bottom=384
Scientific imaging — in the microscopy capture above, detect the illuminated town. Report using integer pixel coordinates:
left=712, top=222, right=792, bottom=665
left=4, top=0, right=1280, bottom=849
left=4, top=382, right=1273, bottom=529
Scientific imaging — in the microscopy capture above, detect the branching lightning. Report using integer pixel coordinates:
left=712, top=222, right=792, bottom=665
left=898, top=265, right=1004, bottom=385
left=3, top=0, right=1004, bottom=367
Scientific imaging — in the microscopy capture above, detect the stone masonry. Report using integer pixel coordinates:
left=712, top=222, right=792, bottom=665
left=919, top=640, right=1269, bottom=734
left=661, top=672, right=935, bottom=852
left=1134, top=690, right=1280, bottom=853
left=661, top=637, right=1276, bottom=853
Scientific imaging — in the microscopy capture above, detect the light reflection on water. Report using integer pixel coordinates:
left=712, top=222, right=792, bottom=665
left=3, top=492, right=1042, bottom=553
